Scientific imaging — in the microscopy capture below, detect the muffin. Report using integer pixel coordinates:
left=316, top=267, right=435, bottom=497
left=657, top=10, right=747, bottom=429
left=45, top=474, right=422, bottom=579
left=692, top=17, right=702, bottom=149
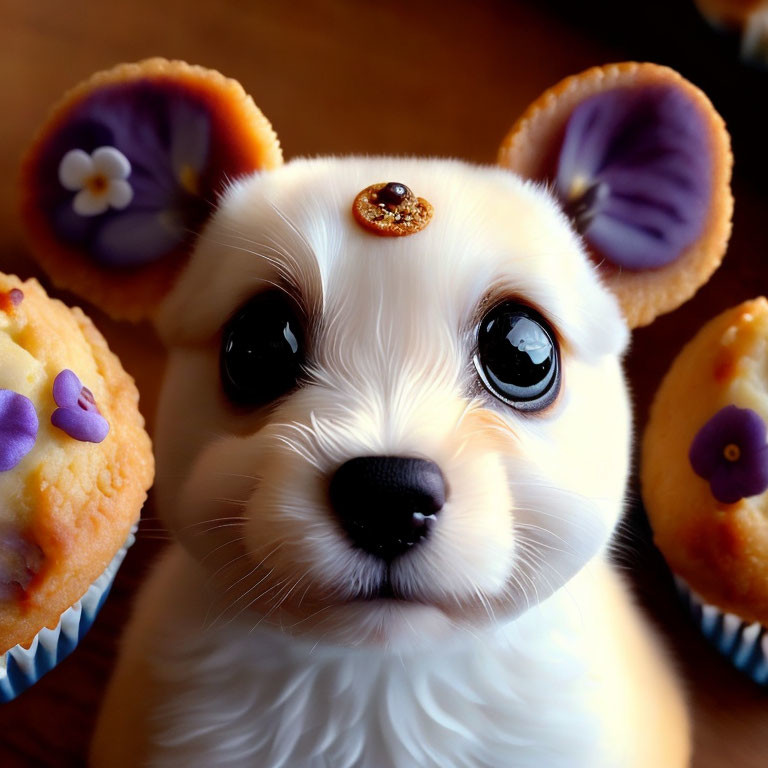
left=0, top=273, right=153, bottom=701
left=642, top=297, right=768, bottom=683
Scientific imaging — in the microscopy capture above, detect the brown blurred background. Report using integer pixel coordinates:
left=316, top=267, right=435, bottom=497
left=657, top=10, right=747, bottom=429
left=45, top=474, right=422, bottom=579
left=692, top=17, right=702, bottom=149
left=1, top=0, right=767, bottom=765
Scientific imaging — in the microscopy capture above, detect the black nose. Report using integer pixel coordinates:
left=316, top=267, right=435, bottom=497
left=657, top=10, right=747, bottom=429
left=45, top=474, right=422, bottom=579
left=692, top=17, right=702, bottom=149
left=328, top=456, right=446, bottom=562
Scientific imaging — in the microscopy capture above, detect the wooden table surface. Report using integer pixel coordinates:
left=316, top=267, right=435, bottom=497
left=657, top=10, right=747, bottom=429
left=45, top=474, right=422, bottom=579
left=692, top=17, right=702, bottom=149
left=1, top=1, right=767, bottom=765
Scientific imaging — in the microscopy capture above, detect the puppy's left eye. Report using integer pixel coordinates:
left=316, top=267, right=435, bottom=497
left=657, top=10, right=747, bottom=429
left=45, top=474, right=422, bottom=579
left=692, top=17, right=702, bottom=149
left=220, top=291, right=306, bottom=406
left=474, top=302, right=560, bottom=411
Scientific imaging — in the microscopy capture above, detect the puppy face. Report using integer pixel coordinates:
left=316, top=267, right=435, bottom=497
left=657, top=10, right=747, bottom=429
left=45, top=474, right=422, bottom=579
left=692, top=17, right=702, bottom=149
left=153, top=157, right=631, bottom=648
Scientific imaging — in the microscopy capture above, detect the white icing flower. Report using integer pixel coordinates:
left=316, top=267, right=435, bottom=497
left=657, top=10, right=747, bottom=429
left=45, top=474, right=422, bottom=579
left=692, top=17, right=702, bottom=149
left=58, top=146, right=134, bottom=217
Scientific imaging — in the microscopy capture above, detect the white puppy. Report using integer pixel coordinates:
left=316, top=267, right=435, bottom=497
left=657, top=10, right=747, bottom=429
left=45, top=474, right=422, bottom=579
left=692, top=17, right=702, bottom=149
left=23, top=60, right=733, bottom=768
left=92, top=158, right=689, bottom=767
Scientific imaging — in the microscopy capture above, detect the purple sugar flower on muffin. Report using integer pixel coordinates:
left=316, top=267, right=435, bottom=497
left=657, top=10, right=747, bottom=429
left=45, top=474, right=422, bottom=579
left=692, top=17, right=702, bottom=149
left=0, top=390, right=39, bottom=471
left=689, top=405, right=768, bottom=504
left=51, top=369, right=109, bottom=443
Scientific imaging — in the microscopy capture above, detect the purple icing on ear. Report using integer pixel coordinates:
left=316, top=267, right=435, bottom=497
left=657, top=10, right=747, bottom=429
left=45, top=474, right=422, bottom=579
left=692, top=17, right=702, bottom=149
left=36, top=81, right=213, bottom=268
left=556, top=86, right=712, bottom=270
left=689, top=405, right=768, bottom=504
left=0, top=390, right=39, bottom=471
left=51, top=369, right=109, bottom=443
left=0, top=525, right=44, bottom=601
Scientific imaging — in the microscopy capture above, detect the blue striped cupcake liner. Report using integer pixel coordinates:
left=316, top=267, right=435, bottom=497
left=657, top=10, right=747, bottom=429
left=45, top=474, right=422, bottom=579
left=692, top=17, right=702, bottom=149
left=675, top=576, right=768, bottom=686
left=0, top=526, right=136, bottom=703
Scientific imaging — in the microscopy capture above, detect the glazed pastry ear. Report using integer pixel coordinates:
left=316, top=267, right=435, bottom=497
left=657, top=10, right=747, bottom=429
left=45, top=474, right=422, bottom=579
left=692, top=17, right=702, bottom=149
left=498, top=62, right=733, bottom=329
left=20, top=59, right=282, bottom=321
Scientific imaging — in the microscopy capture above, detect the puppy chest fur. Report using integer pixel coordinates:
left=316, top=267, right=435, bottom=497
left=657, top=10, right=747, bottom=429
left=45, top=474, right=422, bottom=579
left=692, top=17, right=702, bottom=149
left=143, top=550, right=608, bottom=768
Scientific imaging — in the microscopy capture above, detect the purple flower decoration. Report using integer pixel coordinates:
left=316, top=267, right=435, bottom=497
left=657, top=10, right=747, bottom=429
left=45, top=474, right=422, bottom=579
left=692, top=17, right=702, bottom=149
left=36, top=80, right=213, bottom=268
left=689, top=405, right=768, bottom=504
left=51, top=369, right=109, bottom=443
left=555, top=85, right=711, bottom=270
left=0, top=390, right=39, bottom=471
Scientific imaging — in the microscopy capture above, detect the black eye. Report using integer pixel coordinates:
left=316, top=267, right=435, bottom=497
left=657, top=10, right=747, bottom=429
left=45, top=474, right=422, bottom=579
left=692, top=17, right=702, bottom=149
left=220, top=291, right=306, bottom=405
left=474, top=302, right=560, bottom=411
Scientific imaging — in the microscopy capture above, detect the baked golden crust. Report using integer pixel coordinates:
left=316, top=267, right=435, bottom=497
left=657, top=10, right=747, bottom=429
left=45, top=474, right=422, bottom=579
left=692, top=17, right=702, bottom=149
left=0, top=274, right=153, bottom=653
left=498, top=62, right=733, bottom=329
left=641, top=298, right=768, bottom=626
left=19, top=58, right=283, bottom=322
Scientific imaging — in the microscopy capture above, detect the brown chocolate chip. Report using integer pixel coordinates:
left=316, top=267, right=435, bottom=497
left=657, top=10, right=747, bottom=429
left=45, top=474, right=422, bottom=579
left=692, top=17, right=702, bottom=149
left=375, top=182, right=411, bottom=207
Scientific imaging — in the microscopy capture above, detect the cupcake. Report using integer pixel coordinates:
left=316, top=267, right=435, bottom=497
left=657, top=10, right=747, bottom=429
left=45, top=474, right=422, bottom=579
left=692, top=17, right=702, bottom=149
left=0, top=273, right=153, bottom=701
left=641, top=297, right=768, bottom=683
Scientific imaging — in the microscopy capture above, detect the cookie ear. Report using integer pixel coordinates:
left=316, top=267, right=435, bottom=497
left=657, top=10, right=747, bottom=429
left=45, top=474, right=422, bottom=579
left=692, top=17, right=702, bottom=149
left=498, top=62, right=733, bottom=329
left=20, top=58, right=282, bottom=321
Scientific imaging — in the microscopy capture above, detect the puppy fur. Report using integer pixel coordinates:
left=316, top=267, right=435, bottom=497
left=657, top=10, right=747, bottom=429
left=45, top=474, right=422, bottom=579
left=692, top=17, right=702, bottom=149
left=91, top=158, right=690, bottom=767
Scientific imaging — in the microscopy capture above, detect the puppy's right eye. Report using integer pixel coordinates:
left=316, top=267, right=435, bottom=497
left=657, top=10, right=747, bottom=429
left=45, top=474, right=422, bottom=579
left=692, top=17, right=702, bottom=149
left=220, top=291, right=306, bottom=406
